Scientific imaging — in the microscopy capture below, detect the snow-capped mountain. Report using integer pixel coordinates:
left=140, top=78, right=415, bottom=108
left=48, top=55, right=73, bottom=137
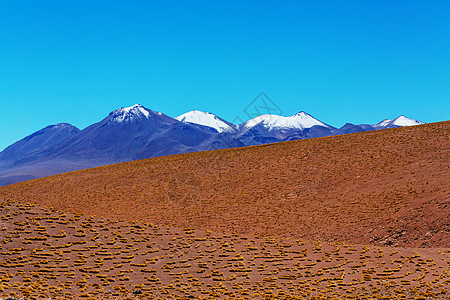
left=0, top=104, right=426, bottom=186
left=53, top=104, right=223, bottom=162
left=0, top=105, right=229, bottom=186
left=107, top=104, right=175, bottom=125
left=374, top=116, right=425, bottom=129
left=109, top=104, right=151, bottom=122
left=242, top=111, right=332, bottom=131
left=176, top=110, right=237, bottom=133
left=235, top=111, right=335, bottom=145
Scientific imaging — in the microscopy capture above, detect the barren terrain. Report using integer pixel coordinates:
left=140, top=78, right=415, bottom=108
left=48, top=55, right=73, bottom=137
left=0, top=200, right=448, bottom=299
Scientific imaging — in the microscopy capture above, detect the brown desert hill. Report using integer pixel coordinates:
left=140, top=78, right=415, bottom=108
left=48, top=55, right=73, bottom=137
left=0, top=121, right=448, bottom=248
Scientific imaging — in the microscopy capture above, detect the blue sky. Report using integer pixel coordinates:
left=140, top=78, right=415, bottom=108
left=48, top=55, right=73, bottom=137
left=1, top=0, right=449, bottom=150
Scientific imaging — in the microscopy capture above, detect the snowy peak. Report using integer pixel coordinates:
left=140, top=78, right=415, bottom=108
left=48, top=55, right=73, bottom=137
left=391, top=115, right=425, bottom=127
left=109, top=104, right=156, bottom=123
left=176, top=110, right=237, bottom=133
left=242, top=111, right=331, bottom=131
left=374, top=115, right=425, bottom=128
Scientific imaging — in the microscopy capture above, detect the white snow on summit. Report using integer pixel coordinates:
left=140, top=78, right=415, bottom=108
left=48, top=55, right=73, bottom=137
left=176, top=110, right=236, bottom=133
left=110, top=104, right=153, bottom=122
left=391, top=115, right=425, bottom=126
left=374, top=119, right=392, bottom=128
left=374, top=115, right=425, bottom=128
left=242, top=111, right=331, bottom=130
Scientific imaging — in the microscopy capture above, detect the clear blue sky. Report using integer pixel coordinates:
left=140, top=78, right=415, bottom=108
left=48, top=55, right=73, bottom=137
left=1, top=1, right=449, bottom=150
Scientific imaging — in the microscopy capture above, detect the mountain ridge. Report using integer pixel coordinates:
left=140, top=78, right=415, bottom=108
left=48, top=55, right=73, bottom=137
left=0, top=104, right=426, bottom=186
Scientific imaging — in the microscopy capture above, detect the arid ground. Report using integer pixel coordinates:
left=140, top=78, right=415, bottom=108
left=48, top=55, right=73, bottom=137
left=0, top=121, right=448, bottom=298
left=0, top=200, right=448, bottom=299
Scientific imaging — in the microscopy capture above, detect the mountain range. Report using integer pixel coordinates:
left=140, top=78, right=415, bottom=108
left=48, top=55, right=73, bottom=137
left=0, top=104, right=424, bottom=186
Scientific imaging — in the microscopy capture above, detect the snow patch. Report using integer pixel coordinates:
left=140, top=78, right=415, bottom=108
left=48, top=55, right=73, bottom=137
left=110, top=104, right=151, bottom=122
left=391, top=115, right=425, bottom=127
left=243, top=111, right=330, bottom=130
left=176, top=110, right=236, bottom=133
